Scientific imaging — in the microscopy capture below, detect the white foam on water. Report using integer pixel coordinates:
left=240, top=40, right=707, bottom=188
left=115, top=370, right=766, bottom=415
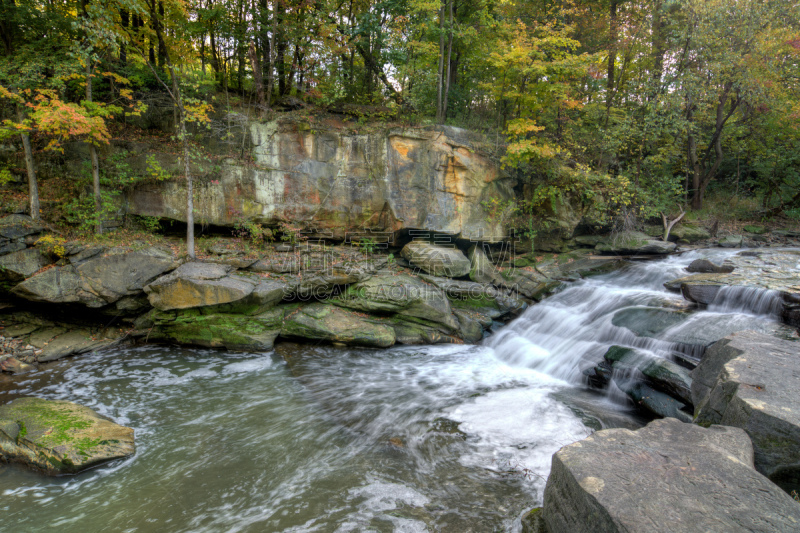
left=448, top=386, right=591, bottom=493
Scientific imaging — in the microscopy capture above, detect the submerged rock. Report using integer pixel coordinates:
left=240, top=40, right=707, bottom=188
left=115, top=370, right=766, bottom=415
left=541, top=418, right=800, bottom=533
left=0, top=397, right=134, bottom=475
left=604, top=346, right=692, bottom=404
left=401, top=241, right=471, bottom=278
left=693, top=330, right=800, bottom=493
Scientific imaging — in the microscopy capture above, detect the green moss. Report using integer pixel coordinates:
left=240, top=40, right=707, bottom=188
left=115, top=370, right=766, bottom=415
left=449, top=294, right=500, bottom=311
left=75, top=437, right=103, bottom=458
left=17, top=420, right=27, bottom=441
left=7, top=401, right=92, bottom=449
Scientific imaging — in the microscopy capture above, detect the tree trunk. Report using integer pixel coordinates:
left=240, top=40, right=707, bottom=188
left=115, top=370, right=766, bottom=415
left=86, top=59, right=102, bottom=234
left=442, top=0, right=453, bottom=120
left=150, top=4, right=195, bottom=258
left=266, top=0, right=277, bottom=108
left=120, top=9, right=129, bottom=64
left=248, top=42, right=266, bottom=112
left=606, top=0, right=618, bottom=114
left=436, top=1, right=445, bottom=123
left=17, top=109, right=39, bottom=221
left=650, top=0, right=665, bottom=95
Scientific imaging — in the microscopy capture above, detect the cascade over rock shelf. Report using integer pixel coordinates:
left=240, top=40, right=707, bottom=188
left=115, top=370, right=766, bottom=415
left=664, top=249, right=800, bottom=327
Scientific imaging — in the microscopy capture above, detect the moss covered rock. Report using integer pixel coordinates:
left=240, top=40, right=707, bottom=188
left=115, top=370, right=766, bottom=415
left=595, top=231, right=676, bottom=255
left=334, top=273, right=459, bottom=332
left=281, top=303, right=395, bottom=347
left=151, top=307, right=284, bottom=351
left=0, top=397, right=134, bottom=475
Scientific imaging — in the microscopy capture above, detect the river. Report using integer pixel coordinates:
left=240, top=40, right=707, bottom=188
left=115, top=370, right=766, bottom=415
left=0, top=249, right=786, bottom=532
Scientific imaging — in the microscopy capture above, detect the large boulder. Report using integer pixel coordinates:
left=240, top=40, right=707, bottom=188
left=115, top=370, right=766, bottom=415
left=281, top=303, right=395, bottom=347
left=0, top=248, right=52, bottom=282
left=149, top=307, right=284, bottom=351
left=595, top=231, right=676, bottom=255
left=37, top=329, right=122, bottom=363
left=0, top=397, right=135, bottom=475
left=718, top=234, right=743, bottom=248
left=291, top=263, right=374, bottom=299
left=686, top=258, right=734, bottom=274
left=541, top=418, right=800, bottom=533
left=670, top=224, right=711, bottom=244
left=401, top=241, right=471, bottom=278
left=334, top=273, right=459, bottom=332
left=467, top=246, right=562, bottom=301
left=692, top=330, right=800, bottom=492
left=13, top=247, right=179, bottom=308
left=0, top=214, right=43, bottom=241
left=144, top=262, right=287, bottom=313
left=417, top=274, right=526, bottom=319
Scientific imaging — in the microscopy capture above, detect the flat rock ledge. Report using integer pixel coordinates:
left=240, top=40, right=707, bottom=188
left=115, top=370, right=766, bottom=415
left=541, top=418, right=800, bottom=533
left=0, top=397, right=134, bottom=475
left=692, top=330, right=800, bottom=492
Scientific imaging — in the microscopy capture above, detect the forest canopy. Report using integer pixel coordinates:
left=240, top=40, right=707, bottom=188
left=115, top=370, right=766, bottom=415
left=1, top=0, right=799, bottom=237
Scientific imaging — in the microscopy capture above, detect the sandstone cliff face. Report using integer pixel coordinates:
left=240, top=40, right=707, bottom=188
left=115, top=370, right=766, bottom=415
left=126, top=119, right=516, bottom=242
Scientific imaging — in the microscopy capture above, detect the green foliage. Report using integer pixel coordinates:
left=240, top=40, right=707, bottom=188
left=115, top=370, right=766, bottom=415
left=135, top=215, right=162, bottom=233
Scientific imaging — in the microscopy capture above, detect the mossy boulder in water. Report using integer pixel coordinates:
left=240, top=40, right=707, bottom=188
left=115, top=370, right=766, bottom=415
left=334, top=273, right=459, bottom=332
left=669, top=224, right=711, bottom=244
left=149, top=307, right=284, bottom=351
left=281, top=303, right=395, bottom=347
left=0, top=397, right=134, bottom=475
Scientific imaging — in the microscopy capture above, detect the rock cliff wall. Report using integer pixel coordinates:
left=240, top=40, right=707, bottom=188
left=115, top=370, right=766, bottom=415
left=126, top=119, right=516, bottom=242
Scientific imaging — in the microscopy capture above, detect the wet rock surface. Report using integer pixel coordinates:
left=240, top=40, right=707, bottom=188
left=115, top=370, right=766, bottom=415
left=0, top=397, right=134, bottom=475
left=281, top=303, right=396, bottom=347
left=541, top=418, right=800, bottom=533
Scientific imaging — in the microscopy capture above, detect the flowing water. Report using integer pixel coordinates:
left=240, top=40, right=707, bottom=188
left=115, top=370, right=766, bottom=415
left=0, top=249, right=790, bottom=532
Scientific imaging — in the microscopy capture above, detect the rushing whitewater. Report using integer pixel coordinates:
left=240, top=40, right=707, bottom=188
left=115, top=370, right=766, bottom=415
left=0, top=249, right=788, bottom=532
